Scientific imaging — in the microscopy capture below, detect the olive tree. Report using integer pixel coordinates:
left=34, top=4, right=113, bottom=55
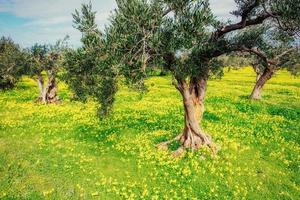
left=0, top=37, right=25, bottom=89
left=239, top=28, right=300, bottom=99
left=27, top=38, right=67, bottom=103
left=65, top=0, right=300, bottom=155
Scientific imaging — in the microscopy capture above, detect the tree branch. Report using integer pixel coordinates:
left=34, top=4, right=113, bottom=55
left=212, top=13, right=271, bottom=40
left=240, top=46, right=269, bottom=63
left=274, top=46, right=299, bottom=61
left=211, top=1, right=274, bottom=40
left=240, top=45, right=299, bottom=68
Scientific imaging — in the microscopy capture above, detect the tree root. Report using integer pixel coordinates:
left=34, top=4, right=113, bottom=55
left=172, top=146, right=185, bottom=157
left=157, top=134, right=182, bottom=151
left=48, top=97, right=61, bottom=104
left=35, top=97, right=43, bottom=103
left=157, top=132, right=220, bottom=158
left=35, top=96, right=61, bottom=104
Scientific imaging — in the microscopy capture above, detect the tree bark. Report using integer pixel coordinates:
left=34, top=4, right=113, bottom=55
left=44, top=75, right=59, bottom=103
left=256, top=73, right=262, bottom=82
left=36, top=74, right=59, bottom=104
left=179, top=88, right=211, bottom=150
left=197, top=78, right=207, bottom=121
left=252, top=65, right=262, bottom=82
left=158, top=77, right=213, bottom=156
left=250, top=68, right=274, bottom=100
left=36, top=75, right=45, bottom=102
left=178, top=78, right=211, bottom=150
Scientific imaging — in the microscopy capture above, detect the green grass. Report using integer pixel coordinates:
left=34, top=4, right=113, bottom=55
left=0, top=68, right=299, bottom=199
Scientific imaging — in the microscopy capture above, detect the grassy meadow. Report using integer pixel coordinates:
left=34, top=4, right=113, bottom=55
left=0, top=67, right=299, bottom=199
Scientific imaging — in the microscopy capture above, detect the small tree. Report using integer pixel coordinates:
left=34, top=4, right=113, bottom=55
left=27, top=38, right=67, bottom=103
left=0, top=37, right=25, bottom=89
left=66, top=0, right=300, bottom=155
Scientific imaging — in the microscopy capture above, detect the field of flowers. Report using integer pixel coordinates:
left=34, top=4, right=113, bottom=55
left=0, top=67, right=299, bottom=199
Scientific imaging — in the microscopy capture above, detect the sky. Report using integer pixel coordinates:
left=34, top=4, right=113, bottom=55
left=0, top=0, right=237, bottom=48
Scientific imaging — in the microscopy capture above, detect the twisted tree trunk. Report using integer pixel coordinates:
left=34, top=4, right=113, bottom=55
left=179, top=79, right=211, bottom=150
left=44, top=75, right=59, bottom=103
left=36, top=75, right=45, bottom=102
left=256, top=73, right=262, bottom=82
left=158, top=77, right=214, bottom=156
left=36, top=74, right=59, bottom=104
left=250, top=68, right=274, bottom=100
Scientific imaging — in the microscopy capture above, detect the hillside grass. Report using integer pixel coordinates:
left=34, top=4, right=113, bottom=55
left=0, top=67, right=299, bottom=199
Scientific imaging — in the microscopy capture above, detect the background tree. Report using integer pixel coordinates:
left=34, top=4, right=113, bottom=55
left=218, top=54, right=251, bottom=72
left=66, top=0, right=300, bottom=155
left=27, top=44, right=49, bottom=102
left=237, top=28, right=300, bottom=99
left=27, top=38, right=68, bottom=103
left=0, top=37, right=25, bottom=89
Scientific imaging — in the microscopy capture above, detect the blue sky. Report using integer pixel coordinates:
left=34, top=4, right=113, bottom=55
left=0, top=0, right=236, bottom=47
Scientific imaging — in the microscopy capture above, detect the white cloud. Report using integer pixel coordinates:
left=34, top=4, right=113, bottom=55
left=210, top=0, right=237, bottom=20
left=1, top=0, right=116, bottom=27
left=23, top=16, right=71, bottom=27
left=0, top=0, right=116, bottom=47
left=0, top=0, right=239, bottom=47
left=0, top=0, right=115, bottom=18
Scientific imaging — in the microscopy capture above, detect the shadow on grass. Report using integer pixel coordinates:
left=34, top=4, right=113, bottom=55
left=235, top=101, right=263, bottom=113
left=267, top=105, right=299, bottom=120
left=239, top=95, right=250, bottom=100
left=206, top=96, right=233, bottom=105
left=203, top=111, right=220, bottom=122
left=15, top=84, right=32, bottom=90
left=73, top=110, right=183, bottom=145
left=276, top=90, right=292, bottom=95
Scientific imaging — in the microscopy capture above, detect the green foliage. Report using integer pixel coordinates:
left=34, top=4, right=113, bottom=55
left=271, top=0, right=300, bottom=35
left=0, top=37, right=25, bottom=89
left=279, top=49, right=300, bottom=76
left=157, top=0, right=215, bottom=79
left=107, top=0, right=166, bottom=88
left=72, top=3, right=98, bottom=34
left=66, top=0, right=218, bottom=117
left=230, top=25, right=268, bottom=49
left=26, top=44, right=49, bottom=76
left=63, top=3, right=117, bottom=117
left=25, top=36, right=68, bottom=80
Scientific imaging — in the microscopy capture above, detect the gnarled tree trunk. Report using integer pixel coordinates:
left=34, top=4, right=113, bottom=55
left=256, top=73, right=262, bottom=82
left=36, top=74, right=59, bottom=104
left=179, top=78, right=211, bottom=150
left=158, top=77, right=214, bottom=156
left=250, top=68, right=274, bottom=100
left=44, top=75, right=59, bottom=103
left=36, top=75, right=45, bottom=102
